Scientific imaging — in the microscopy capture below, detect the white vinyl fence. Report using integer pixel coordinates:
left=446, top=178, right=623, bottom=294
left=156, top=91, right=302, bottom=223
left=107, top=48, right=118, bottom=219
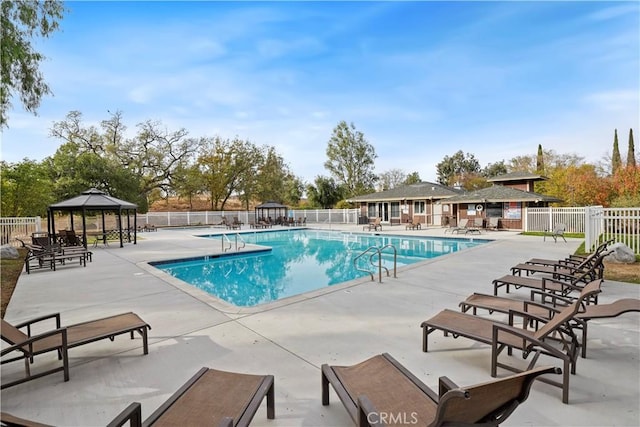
left=527, top=206, right=640, bottom=254
left=3, top=207, right=639, bottom=254
left=0, top=217, right=42, bottom=246
left=136, top=209, right=360, bottom=227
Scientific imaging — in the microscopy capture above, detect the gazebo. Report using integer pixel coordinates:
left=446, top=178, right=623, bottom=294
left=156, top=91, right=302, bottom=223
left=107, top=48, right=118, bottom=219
left=47, top=188, right=138, bottom=248
left=254, top=201, right=288, bottom=224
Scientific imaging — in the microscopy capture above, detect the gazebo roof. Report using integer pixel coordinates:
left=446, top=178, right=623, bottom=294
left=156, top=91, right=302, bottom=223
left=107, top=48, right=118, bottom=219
left=255, top=201, right=288, bottom=209
left=49, top=188, right=137, bottom=211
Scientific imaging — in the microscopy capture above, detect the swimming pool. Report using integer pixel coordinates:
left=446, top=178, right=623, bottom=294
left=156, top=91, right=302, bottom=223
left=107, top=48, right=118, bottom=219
left=151, top=229, right=488, bottom=307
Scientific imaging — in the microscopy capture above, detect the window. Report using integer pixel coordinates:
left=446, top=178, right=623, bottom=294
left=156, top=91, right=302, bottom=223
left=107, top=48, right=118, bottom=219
left=414, top=201, right=425, bottom=214
left=390, top=202, right=400, bottom=218
left=368, top=205, right=376, bottom=218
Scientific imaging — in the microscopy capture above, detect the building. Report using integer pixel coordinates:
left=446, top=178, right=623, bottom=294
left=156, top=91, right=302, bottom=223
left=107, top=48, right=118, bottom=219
left=347, top=172, right=561, bottom=230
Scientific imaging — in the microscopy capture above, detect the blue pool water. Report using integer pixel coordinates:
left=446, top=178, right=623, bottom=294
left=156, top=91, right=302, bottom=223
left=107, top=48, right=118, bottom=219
left=151, top=230, right=488, bottom=307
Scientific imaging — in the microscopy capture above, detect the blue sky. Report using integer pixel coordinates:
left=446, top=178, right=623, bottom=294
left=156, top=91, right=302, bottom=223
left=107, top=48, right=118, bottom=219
left=2, top=0, right=638, bottom=183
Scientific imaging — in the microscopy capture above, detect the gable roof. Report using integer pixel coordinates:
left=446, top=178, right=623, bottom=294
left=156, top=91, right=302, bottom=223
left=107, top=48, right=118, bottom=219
left=347, top=181, right=462, bottom=202
left=486, top=171, right=548, bottom=183
left=445, top=185, right=562, bottom=204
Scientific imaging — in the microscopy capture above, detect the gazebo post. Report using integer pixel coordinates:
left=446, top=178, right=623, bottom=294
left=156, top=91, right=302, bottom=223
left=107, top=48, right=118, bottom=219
left=118, top=209, right=124, bottom=248
left=101, top=211, right=106, bottom=237
left=48, top=208, right=55, bottom=244
left=81, top=208, right=88, bottom=249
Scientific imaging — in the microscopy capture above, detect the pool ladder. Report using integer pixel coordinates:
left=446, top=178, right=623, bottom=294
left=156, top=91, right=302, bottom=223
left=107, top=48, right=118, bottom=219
left=353, top=244, right=397, bottom=283
left=222, top=233, right=246, bottom=252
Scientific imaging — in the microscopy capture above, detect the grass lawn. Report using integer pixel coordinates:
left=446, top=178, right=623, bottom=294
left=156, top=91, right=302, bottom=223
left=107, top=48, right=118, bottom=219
left=1, top=248, right=26, bottom=319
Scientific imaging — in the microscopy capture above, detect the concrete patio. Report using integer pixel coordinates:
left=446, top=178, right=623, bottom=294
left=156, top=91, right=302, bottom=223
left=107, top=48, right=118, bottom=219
left=1, top=225, right=639, bottom=426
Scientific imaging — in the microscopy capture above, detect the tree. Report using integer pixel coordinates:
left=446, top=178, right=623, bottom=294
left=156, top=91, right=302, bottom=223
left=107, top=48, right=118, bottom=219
left=306, top=176, right=343, bottom=208
left=403, top=172, right=421, bottom=185
left=628, top=128, right=636, bottom=169
left=435, top=150, right=481, bottom=186
left=0, top=159, right=54, bottom=216
left=172, top=163, right=205, bottom=210
left=50, top=110, right=199, bottom=208
left=45, top=141, right=146, bottom=209
left=612, top=129, right=622, bottom=173
left=324, top=121, right=377, bottom=197
left=197, top=136, right=261, bottom=210
left=610, top=165, right=640, bottom=207
left=282, top=175, right=304, bottom=206
left=482, top=161, right=508, bottom=178
left=255, top=146, right=295, bottom=205
left=1, top=0, right=65, bottom=127
left=536, top=144, right=544, bottom=174
left=378, top=168, right=406, bottom=190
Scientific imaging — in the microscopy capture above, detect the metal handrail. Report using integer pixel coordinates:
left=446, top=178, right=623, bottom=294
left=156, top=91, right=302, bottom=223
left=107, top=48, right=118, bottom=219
left=221, top=234, right=232, bottom=252
left=222, top=233, right=246, bottom=252
left=353, top=244, right=397, bottom=283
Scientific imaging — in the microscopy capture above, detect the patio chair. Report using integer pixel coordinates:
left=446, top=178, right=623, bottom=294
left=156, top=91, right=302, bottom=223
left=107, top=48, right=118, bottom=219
left=492, top=256, right=606, bottom=303
left=109, top=367, right=275, bottom=427
left=543, top=223, right=567, bottom=243
left=1, top=312, right=151, bottom=389
left=485, top=217, right=500, bottom=231
left=465, top=218, right=482, bottom=234
left=444, top=218, right=467, bottom=234
left=405, top=219, right=421, bottom=230
left=509, top=251, right=610, bottom=283
left=525, top=239, right=614, bottom=269
left=1, top=367, right=274, bottom=427
left=459, top=289, right=639, bottom=358
left=321, top=352, right=560, bottom=427
left=364, top=217, right=382, bottom=231
left=421, top=280, right=602, bottom=403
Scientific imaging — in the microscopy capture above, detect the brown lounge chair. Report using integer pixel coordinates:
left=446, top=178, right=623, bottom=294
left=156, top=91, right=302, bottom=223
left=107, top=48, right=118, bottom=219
left=405, top=220, right=421, bottom=230
left=525, top=239, right=613, bottom=269
left=493, top=253, right=608, bottom=301
left=364, top=217, right=382, bottom=231
left=109, top=367, right=275, bottom=427
left=322, top=352, right=560, bottom=427
left=421, top=280, right=602, bottom=403
left=509, top=249, right=611, bottom=282
left=460, top=291, right=640, bottom=358
left=1, top=367, right=275, bottom=427
left=1, top=312, right=151, bottom=389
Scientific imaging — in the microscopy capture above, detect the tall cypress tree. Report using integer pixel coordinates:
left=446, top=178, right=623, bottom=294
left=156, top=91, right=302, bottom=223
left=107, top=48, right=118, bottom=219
left=536, top=144, right=544, bottom=173
left=627, top=128, right=636, bottom=168
left=612, top=128, right=622, bottom=173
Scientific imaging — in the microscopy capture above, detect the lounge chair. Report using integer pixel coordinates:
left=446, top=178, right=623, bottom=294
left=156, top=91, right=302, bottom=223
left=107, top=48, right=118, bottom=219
left=212, top=216, right=227, bottom=227
left=1, top=367, right=274, bottom=427
left=321, top=352, right=560, bottom=427
left=444, top=218, right=467, bottom=234
left=364, top=217, right=381, bottom=231
left=405, top=219, right=421, bottom=230
left=485, top=217, right=500, bottom=231
left=509, top=250, right=610, bottom=283
left=109, top=367, right=275, bottom=427
left=1, top=312, right=151, bottom=389
left=421, top=280, right=602, bottom=403
left=543, top=223, right=567, bottom=243
left=492, top=256, right=606, bottom=302
left=17, top=240, right=88, bottom=274
left=459, top=290, right=639, bottom=358
left=525, top=239, right=614, bottom=269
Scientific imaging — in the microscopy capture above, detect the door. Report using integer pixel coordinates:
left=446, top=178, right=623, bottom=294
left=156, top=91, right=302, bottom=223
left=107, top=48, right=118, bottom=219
left=377, top=202, right=389, bottom=222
